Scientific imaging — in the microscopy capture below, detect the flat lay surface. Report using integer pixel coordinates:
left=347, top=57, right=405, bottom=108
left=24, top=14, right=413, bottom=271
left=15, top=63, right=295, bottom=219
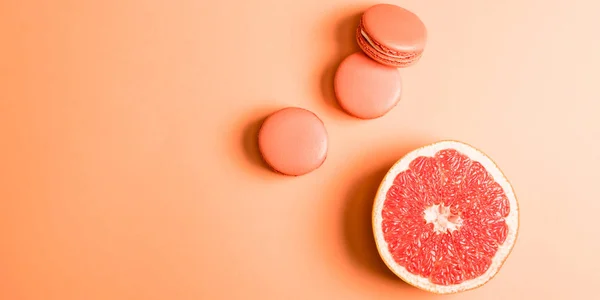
left=1, top=0, right=599, bottom=299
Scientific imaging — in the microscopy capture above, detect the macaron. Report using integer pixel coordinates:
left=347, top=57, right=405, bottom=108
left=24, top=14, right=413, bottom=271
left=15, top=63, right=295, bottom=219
left=356, top=4, right=427, bottom=68
left=334, top=52, right=402, bottom=119
left=258, top=107, right=328, bottom=176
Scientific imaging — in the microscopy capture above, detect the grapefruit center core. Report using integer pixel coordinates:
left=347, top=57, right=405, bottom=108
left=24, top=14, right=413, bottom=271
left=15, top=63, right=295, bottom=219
left=423, top=204, right=463, bottom=234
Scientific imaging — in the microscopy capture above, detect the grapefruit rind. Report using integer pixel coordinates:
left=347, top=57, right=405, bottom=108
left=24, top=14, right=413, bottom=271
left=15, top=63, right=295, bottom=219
left=372, top=140, right=519, bottom=294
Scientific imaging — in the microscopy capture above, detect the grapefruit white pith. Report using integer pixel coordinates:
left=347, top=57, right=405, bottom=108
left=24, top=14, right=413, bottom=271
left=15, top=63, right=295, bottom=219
left=372, top=140, right=519, bottom=294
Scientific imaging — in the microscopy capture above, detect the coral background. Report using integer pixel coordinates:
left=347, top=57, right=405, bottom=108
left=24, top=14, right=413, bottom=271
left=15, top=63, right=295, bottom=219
left=1, top=1, right=598, bottom=299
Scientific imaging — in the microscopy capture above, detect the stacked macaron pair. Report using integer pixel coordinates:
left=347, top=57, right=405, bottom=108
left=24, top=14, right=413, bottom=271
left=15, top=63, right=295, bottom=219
left=257, top=4, right=426, bottom=176
left=335, top=4, right=426, bottom=119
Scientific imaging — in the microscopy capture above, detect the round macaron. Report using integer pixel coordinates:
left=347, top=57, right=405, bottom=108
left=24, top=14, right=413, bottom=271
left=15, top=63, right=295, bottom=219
left=258, top=107, right=328, bottom=176
left=356, top=4, right=427, bottom=68
left=334, top=52, right=402, bottom=119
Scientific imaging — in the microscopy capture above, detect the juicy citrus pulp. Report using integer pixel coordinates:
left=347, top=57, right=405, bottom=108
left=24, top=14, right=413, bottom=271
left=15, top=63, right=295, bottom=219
left=372, top=141, right=519, bottom=294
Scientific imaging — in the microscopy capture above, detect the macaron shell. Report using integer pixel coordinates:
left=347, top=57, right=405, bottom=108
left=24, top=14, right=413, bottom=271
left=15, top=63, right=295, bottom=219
left=356, top=26, right=421, bottom=68
left=334, top=52, right=402, bottom=119
left=361, top=4, right=427, bottom=54
left=258, top=107, right=328, bottom=176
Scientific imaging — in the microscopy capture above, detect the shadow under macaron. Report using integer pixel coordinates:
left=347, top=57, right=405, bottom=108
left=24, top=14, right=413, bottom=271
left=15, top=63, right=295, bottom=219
left=318, top=9, right=364, bottom=117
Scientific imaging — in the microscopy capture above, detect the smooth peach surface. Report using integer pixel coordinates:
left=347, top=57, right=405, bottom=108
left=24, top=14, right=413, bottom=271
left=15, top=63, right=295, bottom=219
left=1, top=1, right=599, bottom=300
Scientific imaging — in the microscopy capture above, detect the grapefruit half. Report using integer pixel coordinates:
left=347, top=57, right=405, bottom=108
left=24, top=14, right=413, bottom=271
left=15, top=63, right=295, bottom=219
left=372, top=140, right=519, bottom=294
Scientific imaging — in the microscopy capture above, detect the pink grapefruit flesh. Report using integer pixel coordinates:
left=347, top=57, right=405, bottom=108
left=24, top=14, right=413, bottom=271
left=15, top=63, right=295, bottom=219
left=372, top=141, right=519, bottom=294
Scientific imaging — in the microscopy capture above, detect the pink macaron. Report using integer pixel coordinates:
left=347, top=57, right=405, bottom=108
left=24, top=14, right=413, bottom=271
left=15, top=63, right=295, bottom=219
left=356, top=4, right=427, bottom=68
left=258, top=107, right=328, bottom=176
left=334, top=52, right=402, bottom=119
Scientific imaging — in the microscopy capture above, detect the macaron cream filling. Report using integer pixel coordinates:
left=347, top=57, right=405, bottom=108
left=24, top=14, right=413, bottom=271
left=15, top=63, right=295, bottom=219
left=360, top=29, right=416, bottom=59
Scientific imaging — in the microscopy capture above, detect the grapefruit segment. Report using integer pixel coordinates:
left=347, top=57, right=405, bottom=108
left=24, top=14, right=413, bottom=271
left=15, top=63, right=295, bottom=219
left=372, top=141, right=519, bottom=294
left=410, top=156, right=443, bottom=203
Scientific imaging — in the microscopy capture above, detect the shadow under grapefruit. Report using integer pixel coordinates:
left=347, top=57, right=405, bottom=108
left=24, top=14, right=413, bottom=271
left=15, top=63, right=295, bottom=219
left=342, top=165, right=400, bottom=281
left=341, top=142, right=432, bottom=285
